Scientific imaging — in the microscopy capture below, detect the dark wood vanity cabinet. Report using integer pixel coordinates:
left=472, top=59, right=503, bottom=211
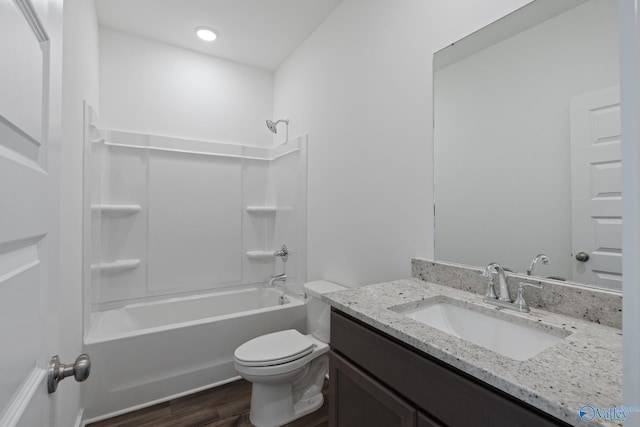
left=330, top=352, right=419, bottom=427
left=329, top=309, right=570, bottom=427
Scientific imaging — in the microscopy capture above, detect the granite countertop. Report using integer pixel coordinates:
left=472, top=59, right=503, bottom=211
left=323, top=278, right=623, bottom=427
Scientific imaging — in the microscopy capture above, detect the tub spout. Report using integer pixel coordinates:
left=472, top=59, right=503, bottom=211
left=268, top=273, right=286, bottom=287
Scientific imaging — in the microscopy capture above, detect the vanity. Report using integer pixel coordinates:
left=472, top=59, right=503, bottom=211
left=329, top=311, right=569, bottom=426
left=323, top=1, right=623, bottom=424
left=324, top=271, right=622, bottom=427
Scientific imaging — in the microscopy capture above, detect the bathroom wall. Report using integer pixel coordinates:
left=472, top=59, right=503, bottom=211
left=99, top=27, right=274, bottom=147
left=60, top=0, right=100, bottom=424
left=435, top=0, right=618, bottom=279
left=93, top=26, right=306, bottom=308
left=273, top=0, right=533, bottom=287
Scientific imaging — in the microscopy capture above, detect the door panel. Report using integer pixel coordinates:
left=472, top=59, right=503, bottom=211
left=0, top=0, right=43, bottom=142
left=0, top=0, right=57, bottom=425
left=570, top=86, right=622, bottom=289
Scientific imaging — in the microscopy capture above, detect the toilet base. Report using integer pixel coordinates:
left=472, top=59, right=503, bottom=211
left=246, top=354, right=329, bottom=427
left=248, top=383, right=324, bottom=427
left=293, top=393, right=325, bottom=420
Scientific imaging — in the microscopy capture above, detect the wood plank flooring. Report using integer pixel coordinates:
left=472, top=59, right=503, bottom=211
left=87, top=379, right=329, bottom=427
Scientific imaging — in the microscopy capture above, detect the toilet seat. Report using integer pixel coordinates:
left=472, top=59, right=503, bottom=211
left=234, top=329, right=314, bottom=367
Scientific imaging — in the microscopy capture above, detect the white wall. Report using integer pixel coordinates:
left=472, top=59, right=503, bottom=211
left=273, top=0, right=532, bottom=287
left=60, top=0, right=100, bottom=424
left=435, top=0, right=618, bottom=278
left=620, top=0, right=640, bottom=419
left=99, top=27, right=274, bottom=146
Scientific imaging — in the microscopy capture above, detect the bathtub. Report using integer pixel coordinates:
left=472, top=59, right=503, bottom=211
left=83, top=287, right=306, bottom=422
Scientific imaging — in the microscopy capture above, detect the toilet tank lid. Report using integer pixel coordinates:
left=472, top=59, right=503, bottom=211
left=304, top=280, right=347, bottom=298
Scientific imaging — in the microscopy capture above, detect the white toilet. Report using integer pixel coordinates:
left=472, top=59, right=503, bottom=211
left=234, top=280, right=346, bottom=427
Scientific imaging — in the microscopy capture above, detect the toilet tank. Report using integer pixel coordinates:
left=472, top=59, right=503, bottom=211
left=304, top=280, right=347, bottom=343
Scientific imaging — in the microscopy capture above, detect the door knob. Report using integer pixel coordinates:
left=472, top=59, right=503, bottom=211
left=575, top=251, right=590, bottom=262
left=47, top=354, right=91, bottom=393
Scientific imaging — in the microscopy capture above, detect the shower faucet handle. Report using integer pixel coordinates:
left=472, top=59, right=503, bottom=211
left=274, top=244, right=288, bottom=262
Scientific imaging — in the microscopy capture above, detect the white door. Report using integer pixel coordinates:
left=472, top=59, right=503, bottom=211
left=570, top=86, right=622, bottom=290
left=0, top=0, right=62, bottom=425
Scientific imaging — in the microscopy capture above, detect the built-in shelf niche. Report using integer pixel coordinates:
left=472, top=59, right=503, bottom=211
left=91, top=259, right=141, bottom=273
left=245, top=251, right=275, bottom=261
left=92, top=204, right=142, bottom=276
left=92, top=204, right=142, bottom=216
left=246, top=206, right=277, bottom=214
left=246, top=207, right=277, bottom=262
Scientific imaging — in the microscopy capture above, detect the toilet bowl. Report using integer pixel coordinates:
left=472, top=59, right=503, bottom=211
left=233, top=280, right=346, bottom=427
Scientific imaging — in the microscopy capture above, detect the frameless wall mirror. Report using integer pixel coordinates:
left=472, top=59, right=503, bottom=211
left=433, top=0, right=621, bottom=291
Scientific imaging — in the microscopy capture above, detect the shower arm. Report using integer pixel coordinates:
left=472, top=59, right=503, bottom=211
left=278, top=120, right=289, bottom=143
left=266, top=118, right=289, bottom=144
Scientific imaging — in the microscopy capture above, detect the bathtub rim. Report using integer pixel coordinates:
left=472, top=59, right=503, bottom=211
left=85, top=287, right=304, bottom=345
left=94, top=281, right=300, bottom=311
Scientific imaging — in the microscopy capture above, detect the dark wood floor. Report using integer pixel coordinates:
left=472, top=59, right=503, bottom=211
left=87, top=379, right=329, bottom=427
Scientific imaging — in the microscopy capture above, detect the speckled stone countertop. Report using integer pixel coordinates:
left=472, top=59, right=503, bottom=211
left=323, top=279, right=623, bottom=427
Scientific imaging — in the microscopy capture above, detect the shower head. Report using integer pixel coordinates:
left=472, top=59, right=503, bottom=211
left=266, top=120, right=277, bottom=133
left=266, top=118, right=289, bottom=134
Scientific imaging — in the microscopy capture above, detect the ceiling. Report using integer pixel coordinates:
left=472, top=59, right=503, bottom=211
left=94, top=0, right=344, bottom=71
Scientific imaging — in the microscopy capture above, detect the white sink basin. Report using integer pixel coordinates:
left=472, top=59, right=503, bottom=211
left=395, top=297, right=569, bottom=361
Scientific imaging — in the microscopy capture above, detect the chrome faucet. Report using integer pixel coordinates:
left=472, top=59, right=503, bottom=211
left=483, top=262, right=510, bottom=302
left=268, top=273, right=286, bottom=287
left=527, top=254, right=550, bottom=276
left=483, top=262, right=542, bottom=312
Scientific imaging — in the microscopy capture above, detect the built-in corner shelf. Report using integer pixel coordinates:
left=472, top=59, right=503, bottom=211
left=246, top=251, right=275, bottom=261
left=91, top=259, right=141, bottom=273
left=246, top=206, right=277, bottom=215
left=92, top=204, right=142, bottom=216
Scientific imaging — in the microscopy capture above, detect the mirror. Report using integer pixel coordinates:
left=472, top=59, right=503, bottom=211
left=434, top=0, right=621, bottom=291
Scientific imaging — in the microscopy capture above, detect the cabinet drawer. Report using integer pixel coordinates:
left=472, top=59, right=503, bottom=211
left=331, top=310, right=569, bottom=427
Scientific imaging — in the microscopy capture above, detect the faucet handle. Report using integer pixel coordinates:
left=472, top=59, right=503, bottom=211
left=514, top=282, right=543, bottom=312
left=485, top=276, right=498, bottom=299
left=274, top=244, right=288, bottom=262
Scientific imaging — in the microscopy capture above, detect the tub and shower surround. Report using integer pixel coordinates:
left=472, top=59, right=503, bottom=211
left=82, top=118, right=308, bottom=420
left=85, top=127, right=308, bottom=313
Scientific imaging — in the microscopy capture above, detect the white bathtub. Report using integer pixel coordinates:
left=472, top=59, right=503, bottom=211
left=83, top=287, right=306, bottom=422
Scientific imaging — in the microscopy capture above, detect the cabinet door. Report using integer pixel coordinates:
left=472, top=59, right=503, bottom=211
left=330, top=351, right=416, bottom=427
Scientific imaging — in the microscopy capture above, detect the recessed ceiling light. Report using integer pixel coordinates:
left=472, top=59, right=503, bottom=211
left=195, top=27, right=218, bottom=42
